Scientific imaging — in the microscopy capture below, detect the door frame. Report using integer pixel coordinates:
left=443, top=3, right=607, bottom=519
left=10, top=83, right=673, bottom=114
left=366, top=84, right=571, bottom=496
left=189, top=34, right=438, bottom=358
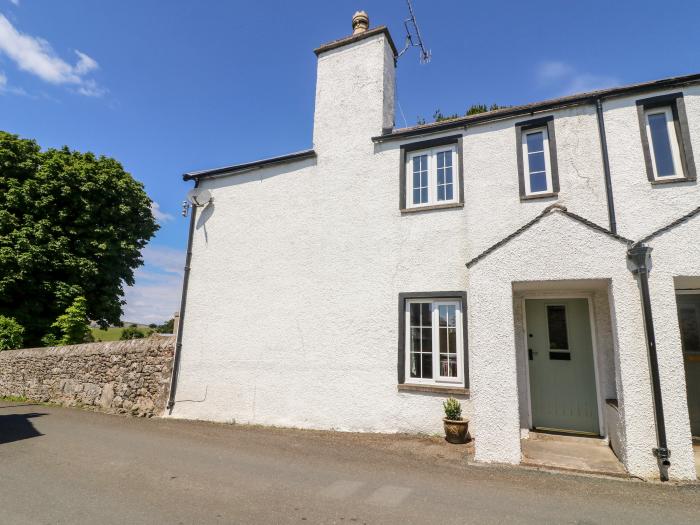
left=521, top=293, right=605, bottom=437
left=676, top=289, right=700, bottom=438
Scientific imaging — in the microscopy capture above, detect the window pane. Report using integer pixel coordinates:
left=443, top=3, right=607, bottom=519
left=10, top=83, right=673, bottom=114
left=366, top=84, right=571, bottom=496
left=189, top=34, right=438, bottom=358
left=443, top=167, right=453, bottom=184
left=547, top=305, right=569, bottom=350
left=420, top=188, right=428, bottom=203
left=412, top=188, right=421, bottom=204
left=648, top=112, right=676, bottom=177
left=526, top=131, right=544, bottom=152
left=410, top=303, right=420, bottom=326
left=410, top=328, right=421, bottom=352
left=445, top=185, right=453, bottom=200
left=448, top=327, right=456, bottom=354
left=437, top=169, right=444, bottom=186
left=679, top=307, right=700, bottom=353
left=439, top=328, right=447, bottom=353
left=413, top=171, right=421, bottom=188
left=421, top=328, right=432, bottom=352
left=437, top=186, right=445, bottom=201
left=421, top=353, right=433, bottom=379
left=438, top=305, right=448, bottom=326
left=437, top=152, right=445, bottom=169
left=528, top=151, right=545, bottom=174
left=410, top=353, right=421, bottom=378
left=530, top=171, right=548, bottom=193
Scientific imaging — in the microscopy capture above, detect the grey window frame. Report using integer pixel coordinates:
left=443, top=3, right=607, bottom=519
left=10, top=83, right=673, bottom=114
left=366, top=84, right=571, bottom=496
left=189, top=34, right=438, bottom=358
left=515, top=116, right=560, bottom=200
left=636, top=92, right=696, bottom=184
left=397, top=291, right=469, bottom=389
left=399, top=135, right=465, bottom=212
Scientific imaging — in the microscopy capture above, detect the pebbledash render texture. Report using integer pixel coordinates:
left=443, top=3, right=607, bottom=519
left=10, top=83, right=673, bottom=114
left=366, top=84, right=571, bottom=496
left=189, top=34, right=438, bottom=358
left=171, top=14, right=700, bottom=481
left=0, top=336, right=174, bottom=417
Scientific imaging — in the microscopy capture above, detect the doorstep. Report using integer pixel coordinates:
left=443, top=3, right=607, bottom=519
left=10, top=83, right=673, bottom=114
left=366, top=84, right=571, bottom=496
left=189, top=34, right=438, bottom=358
left=521, top=431, right=628, bottom=478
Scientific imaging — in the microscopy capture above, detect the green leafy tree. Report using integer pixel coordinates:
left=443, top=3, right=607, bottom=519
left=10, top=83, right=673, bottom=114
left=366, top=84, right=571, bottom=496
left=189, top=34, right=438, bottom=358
left=0, top=315, right=24, bottom=350
left=156, top=317, right=175, bottom=334
left=44, top=296, right=93, bottom=346
left=0, top=131, right=158, bottom=345
left=120, top=325, right=146, bottom=340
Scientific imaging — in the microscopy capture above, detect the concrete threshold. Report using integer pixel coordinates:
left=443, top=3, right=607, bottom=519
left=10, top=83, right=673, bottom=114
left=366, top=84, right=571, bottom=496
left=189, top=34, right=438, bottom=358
left=521, top=431, right=628, bottom=478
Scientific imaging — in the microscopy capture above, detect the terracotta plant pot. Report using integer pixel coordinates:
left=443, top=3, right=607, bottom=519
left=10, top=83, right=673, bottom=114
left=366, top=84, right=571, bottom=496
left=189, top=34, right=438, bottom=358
left=443, top=417, right=469, bottom=444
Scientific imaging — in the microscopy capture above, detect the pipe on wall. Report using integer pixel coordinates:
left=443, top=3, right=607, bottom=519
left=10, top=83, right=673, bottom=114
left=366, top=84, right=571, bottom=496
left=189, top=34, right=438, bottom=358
left=596, top=98, right=618, bottom=234
left=167, top=180, right=199, bottom=413
left=627, top=244, right=671, bottom=481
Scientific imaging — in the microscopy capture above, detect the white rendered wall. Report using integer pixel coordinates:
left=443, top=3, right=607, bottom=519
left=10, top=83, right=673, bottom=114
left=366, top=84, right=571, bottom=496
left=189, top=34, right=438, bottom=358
left=644, top=216, right=700, bottom=480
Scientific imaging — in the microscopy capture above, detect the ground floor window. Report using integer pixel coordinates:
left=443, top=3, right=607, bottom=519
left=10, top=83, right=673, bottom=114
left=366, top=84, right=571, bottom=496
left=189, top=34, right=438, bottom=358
left=399, top=292, right=468, bottom=388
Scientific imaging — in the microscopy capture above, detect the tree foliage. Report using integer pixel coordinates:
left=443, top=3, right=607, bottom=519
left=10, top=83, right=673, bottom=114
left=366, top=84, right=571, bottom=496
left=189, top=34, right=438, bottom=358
left=0, top=315, right=24, bottom=350
left=120, top=325, right=146, bottom=340
left=0, top=131, right=158, bottom=346
left=419, top=104, right=512, bottom=124
left=44, top=295, right=93, bottom=346
left=155, top=317, right=175, bottom=334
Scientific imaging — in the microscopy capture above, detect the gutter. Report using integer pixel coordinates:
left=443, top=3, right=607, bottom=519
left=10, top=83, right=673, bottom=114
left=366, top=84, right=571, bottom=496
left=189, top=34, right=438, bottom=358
left=166, top=180, right=199, bottom=413
left=596, top=98, right=617, bottom=234
left=627, top=244, right=671, bottom=481
left=373, top=72, right=700, bottom=143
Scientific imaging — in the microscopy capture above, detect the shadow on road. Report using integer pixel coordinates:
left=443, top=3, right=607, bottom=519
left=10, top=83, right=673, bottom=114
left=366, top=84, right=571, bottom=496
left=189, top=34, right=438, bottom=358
left=0, top=413, right=46, bottom=444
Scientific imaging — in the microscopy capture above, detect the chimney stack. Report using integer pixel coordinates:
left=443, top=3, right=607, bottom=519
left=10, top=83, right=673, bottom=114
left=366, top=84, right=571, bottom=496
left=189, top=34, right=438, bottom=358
left=352, top=11, right=369, bottom=34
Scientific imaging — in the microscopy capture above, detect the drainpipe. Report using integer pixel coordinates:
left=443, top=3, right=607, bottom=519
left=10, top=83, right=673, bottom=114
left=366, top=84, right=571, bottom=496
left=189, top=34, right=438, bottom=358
left=627, top=244, right=670, bottom=480
left=166, top=180, right=199, bottom=413
left=596, top=98, right=617, bottom=234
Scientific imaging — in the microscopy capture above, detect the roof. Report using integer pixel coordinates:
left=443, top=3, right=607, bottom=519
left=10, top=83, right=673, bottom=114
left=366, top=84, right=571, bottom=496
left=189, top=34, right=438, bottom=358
left=374, top=72, right=700, bottom=142
left=465, top=205, right=633, bottom=269
left=182, top=149, right=316, bottom=181
left=314, top=26, right=398, bottom=58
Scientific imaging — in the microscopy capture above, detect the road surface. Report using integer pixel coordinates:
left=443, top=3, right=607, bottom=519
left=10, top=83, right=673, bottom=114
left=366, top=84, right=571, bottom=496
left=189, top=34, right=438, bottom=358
left=0, top=401, right=697, bottom=524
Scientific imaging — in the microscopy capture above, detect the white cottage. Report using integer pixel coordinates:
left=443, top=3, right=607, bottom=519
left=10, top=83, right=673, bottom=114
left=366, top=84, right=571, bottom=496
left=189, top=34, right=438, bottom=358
left=169, top=14, right=700, bottom=481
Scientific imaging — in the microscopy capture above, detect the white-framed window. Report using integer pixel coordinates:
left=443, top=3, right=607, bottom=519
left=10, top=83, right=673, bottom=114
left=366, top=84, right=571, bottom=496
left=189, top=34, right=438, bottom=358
left=521, top=127, right=552, bottom=196
left=405, top=298, right=464, bottom=385
left=406, top=146, right=458, bottom=208
left=644, top=106, right=684, bottom=180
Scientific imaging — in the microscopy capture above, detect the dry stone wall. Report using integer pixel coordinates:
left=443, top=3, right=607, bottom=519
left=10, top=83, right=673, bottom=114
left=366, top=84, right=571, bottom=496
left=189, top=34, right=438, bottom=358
left=0, top=335, right=174, bottom=417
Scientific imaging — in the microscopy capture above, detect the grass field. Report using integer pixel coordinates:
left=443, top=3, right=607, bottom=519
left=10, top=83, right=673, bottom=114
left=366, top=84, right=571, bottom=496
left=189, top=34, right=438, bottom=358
left=91, top=324, right=152, bottom=342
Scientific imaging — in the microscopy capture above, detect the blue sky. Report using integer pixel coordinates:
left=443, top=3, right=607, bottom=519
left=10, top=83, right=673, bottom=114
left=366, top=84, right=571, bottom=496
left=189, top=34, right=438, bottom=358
left=1, top=1, right=699, bottom=323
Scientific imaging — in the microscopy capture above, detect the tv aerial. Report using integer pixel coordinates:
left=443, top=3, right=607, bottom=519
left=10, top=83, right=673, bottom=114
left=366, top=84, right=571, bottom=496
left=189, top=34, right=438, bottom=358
left=397, top=0, right=431, bottom=64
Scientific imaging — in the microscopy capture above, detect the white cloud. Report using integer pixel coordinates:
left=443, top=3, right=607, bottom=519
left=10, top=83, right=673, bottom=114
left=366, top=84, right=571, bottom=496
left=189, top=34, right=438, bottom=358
left=151, top=201, right=174, bottom=223
left=74, top=49, right=98, bottom=74
left=536, top=61, right=619, bottom=96
left=8, top=0, right=20, bottom=6
left=122, top=245, right=185, bottom=324
left=0, top=14, right=105, bottom=96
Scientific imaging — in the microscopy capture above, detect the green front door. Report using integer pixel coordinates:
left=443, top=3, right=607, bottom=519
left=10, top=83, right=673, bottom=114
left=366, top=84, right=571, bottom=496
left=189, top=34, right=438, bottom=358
left=676, top=293, right=700, bottom=438
left=526, top=298, right=600, bottom=435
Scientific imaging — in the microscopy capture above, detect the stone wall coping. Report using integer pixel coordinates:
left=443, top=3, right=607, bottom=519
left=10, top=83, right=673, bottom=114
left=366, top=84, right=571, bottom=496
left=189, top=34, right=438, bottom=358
left=0, top=334, right=174, bottom=359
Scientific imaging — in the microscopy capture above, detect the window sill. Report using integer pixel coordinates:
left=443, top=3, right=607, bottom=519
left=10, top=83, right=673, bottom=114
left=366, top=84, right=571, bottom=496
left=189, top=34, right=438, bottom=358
left=398, top=383, right=470, bottom=396
left=650, top=177, right=695, bottom=186
left=520, top=192, right=558, bottom=201
left=400, top=202, right=464, bottom=214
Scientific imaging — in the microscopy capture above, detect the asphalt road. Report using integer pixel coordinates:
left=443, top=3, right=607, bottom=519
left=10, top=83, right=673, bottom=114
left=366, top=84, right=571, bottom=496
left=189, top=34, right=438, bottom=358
left=0, top=402, right=698, bottom=524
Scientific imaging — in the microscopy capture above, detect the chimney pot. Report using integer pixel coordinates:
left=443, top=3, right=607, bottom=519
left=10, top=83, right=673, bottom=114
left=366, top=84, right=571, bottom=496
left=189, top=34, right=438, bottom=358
left=352, top=11, right=369, bottom=34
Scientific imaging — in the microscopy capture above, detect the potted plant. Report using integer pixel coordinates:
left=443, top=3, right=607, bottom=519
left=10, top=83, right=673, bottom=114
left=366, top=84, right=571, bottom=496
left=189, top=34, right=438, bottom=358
left=443, top=397, right=469, bottom=444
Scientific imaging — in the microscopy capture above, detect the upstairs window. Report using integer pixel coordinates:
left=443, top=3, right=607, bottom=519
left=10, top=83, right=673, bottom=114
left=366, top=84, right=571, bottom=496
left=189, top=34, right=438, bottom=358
left=515, top=116, right=560, bottom=199
left=399, top=135, right=464, bottom=212
left=406, top=146, right=458, bottom=208
left=637, top=92, right=696, bottom=183
left=522, top=127, right=551, bottom=195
